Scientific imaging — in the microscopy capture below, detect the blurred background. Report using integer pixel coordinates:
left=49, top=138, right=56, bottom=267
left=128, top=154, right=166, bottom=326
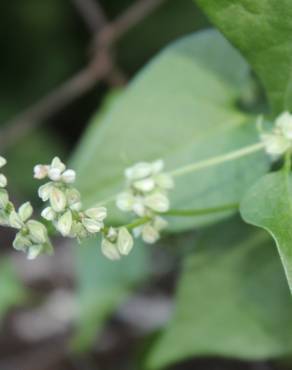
left=0, top=1, right=280, bottom=369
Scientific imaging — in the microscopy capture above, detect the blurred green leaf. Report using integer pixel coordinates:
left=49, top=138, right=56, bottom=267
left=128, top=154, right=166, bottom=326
left=240, top=170, right=292, bottom=292
left=72, top=237, right=149, bottom=352
left=0, top=258, right=27, bottom=321
left=146, top=218, right=292, bottom=369
left=72, top=30, right=268, bottom=232
left=195, top=0, right=292, bottom=115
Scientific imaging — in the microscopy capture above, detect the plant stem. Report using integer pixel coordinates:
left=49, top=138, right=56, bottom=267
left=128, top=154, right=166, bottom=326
left=164, top=203, right=239, bottom=217
left=169, top=142, right=265, bottom=177
left=125, top=216, right=151, bottom=230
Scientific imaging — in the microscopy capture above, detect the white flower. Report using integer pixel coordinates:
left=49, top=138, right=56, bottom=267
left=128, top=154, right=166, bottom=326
left=38, top=182, right=54, bottom=201
left=133, top=178, right=155, bottom=192
left=62, top=169, right=76, bottom=183
left=18, top=202, right=33, bottom=222
left=142, top=223, right=160, bottom=244
left=0, top=156, right=7, bottom=168
left=116, top=192, right=134, bottom=212
left=9, top=211, right=24, bottom=229
left=57, top=210, right=72, bottom=236
left=144, top=192, right=170, bottom=213
left=0, top=174, right=7, bottom=188
left=41, top=207, right=56, bottom=221
left=82, top=218, right=103, bottom=233
left=101, top=238, right=121, bottom=260
left=27, top=220, right=48, bottom=244
left=0, top=189, right=9, bottom=209
left=125, top=162, right=153, bottom=180
left=134, top=216, right=168, bottom=244
left=276, top=111, right=292, bottom=139
left=117, top=227, right=134, bottom=255
left=85, top=207, right=107, bottom=222
left=34, top=164, right=48, bottom=179
left=260, top=111, right=292, bottom=158
left=49, top=187, right=67, bottom=212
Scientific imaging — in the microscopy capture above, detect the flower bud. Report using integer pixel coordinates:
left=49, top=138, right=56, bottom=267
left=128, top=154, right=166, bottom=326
left=125, top=162, right=152, bottom=180
left=144, top=192, right=169, bottom=213
left=41, top=207, right=56, bottom=221
left=0, top=174, right=7, bottom=188
left=0, top=189, right=9, bottom=209
left=27, top=220, right=47, bottom=244
left=57, top=210, right=72, bottom=236
left=85, top=207, right=107, bottom=221
left=117, top=227, right=134, bottom=255
left=18, top=202, right=33, bottom=222
left=38, top=182, right=53, bottom=201
left=27, top=244, right=43, bottom=260
left=48, top=167, right=62, bottom=181
left=62, top=169, right=76, bottom=183
left=133, top=178, right=155, bottom=192
left=101, top=238, right=121, bottom=260
left=116, top=192, right=134, bottom=212
left=9, top=211, right=23, bottom=229
left=142, top=223, right=159, bottom=244
left=51, top=157, right=66, bottom=172
left=34, top=164, right=48, bottom=179
left=13, top=232, right=32, bottom=251
left=49, top=187, right=67, bottom=212
left=82, top=218, right=102, bottom=233
left=0, top=156, right=7, bottom=168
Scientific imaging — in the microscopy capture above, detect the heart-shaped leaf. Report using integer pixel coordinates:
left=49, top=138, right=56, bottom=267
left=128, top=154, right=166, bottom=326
left=195, top=0, right=292, bottom=115
left=147, top=218, right=292, bottom=369
left=240, top=169, right=292, bottom=292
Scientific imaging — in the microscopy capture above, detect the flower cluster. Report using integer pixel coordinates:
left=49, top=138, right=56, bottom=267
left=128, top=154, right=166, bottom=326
left=116, top=160, right=173, bottom=244
left=0, top=155, right=174, bottom=262
left=259, top=111, right=292, bottom=158
left=34, top=157, right=107, bottom=241
left=0, top=156, right=52, bottom=259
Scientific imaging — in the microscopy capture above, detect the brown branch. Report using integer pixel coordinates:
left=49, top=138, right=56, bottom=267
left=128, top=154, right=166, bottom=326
left=72, top=0, right=107, bottom=34
left=96, top=0, right=167, bottom=47
left=0, top=0, right=167, bottom=151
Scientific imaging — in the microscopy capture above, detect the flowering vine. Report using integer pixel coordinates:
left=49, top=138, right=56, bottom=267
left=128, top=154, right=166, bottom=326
left=0, top=110, right=291, bottom=261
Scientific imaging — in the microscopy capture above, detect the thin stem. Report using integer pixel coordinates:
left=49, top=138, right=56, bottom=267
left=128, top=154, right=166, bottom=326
left=125, top=216, right=151, bottom=230
left=164, top=203, right=239, bottom=217
left=169, top=142, right=265, bottom=177
left=96, top=142, right=265, bottom=207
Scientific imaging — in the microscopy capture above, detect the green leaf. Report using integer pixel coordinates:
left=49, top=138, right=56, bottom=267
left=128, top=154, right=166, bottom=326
left=72, top=30, right=268, bottom=232
left=72, top=237, right=149, bottom=352
left=195, top=0, right=292, bottom=115
left=0, top=258, right=27, bottom=321
left=146, top=218, right=292, bottom=369
left=240, top=169, right=292, bottom=292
